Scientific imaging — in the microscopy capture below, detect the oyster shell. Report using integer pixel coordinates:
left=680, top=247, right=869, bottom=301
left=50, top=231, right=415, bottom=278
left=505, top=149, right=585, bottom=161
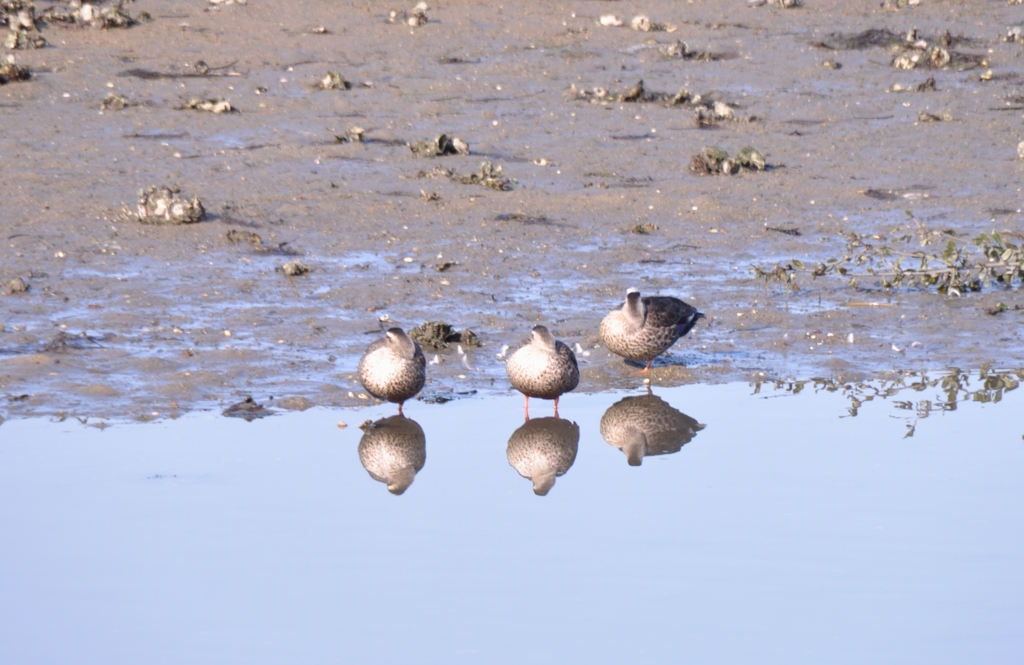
left=335, top=126, right=365, bottom=143
left=100, top=93, right=129, bottom=110
left=408, top=133, right=470, bottom=157
left=318, top=71, right=351, bottom=90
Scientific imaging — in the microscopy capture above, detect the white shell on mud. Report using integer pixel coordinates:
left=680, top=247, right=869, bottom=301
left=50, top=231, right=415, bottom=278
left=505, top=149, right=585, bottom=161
left=631, top=15, right=651, bottom=31
left=630, top=14, right=674, bottom=32
left=282, top=261, right=309, bottom=276
left=1018, top=141, right=1024, bottom=161
left=713, top=101, right=734, bottom=120
left=599, top=14, right=623, bottom=27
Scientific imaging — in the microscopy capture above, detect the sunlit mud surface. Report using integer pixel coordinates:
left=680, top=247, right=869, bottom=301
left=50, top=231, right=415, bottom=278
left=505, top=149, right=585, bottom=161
left=2, top=0, right=1024, bottom=421
left=1, top=379, right=1021, bottom=664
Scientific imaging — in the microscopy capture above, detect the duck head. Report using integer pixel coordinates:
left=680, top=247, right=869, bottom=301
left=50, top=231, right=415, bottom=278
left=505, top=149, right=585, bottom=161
left=530, top=325, right=557, bottom=351
left=624, top=290, right=646, bottom=327
left=385, top=328, right=418, bottom=360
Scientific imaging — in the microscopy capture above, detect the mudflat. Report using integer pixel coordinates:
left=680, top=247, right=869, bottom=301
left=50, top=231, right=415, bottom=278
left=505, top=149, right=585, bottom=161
left=1, top=0, right=1022, bottom=421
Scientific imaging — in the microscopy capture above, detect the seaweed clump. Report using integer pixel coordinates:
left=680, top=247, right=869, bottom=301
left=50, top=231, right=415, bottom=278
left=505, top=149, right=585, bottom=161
left=409, top=321, right=479, bottom=350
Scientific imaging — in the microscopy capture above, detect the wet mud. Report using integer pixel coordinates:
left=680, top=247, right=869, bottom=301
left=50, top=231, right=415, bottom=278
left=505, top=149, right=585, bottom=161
left=2, top=0, right=1023, bottom=422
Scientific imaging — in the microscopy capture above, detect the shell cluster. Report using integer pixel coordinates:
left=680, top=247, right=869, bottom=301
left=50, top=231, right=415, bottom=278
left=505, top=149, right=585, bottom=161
left=3, top=4, right=45, bottom=49
left=599, top=14, right=676, bottom=32
left=389, top=2, right=428, bottom=27
left=136, top=186, right=206, bottom=225
left=0, top=54, right=29, bottom=84
left=408, top=133, right=470, bottom=157
left=100, top=93, right=129, bottom=110
left=690, top=146, right=767, bottom=176
left=180, top=97, right=233, bottom=114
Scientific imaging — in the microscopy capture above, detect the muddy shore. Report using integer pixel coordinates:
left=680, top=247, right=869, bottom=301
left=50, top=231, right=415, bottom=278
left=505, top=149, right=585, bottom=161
left=2, top=0, right=1023, bottom=423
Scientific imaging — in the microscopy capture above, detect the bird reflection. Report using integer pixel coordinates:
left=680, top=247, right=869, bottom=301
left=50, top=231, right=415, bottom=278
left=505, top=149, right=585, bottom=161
left=599, top=391, right=705, bottom=466
left=357, top=415, right=426, bottom=495
left=506, top=416, right=580, bottom=496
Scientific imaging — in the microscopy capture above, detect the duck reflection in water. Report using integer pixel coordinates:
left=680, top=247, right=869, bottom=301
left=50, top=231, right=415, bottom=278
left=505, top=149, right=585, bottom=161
left=599, top=390, right=705, bottom=466
left=357, top=415, right=426, bottom=495
left=506, top=415, right=580, bottom=496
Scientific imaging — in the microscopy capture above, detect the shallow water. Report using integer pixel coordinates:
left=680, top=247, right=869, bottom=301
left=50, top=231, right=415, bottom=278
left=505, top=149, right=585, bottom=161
left=1, top=378, right=1021, bottom=664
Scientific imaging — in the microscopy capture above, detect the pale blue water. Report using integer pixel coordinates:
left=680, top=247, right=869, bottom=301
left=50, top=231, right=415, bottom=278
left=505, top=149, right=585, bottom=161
left=1, top=380, right=1021, bottom=664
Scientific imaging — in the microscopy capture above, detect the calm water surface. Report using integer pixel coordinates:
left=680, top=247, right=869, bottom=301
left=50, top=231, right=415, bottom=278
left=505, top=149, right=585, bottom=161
left=1, top=380, right=1022, bottom=664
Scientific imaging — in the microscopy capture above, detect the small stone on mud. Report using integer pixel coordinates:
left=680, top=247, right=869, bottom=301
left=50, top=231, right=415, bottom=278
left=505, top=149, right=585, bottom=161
left=225, top=229, right=263, bottom=246
left=135, top=185, right=205, bottom=224
left=337, top=421, right=347, bottom=429
left=7, top=277, right=28, bottom=294
left=281, top=261, right=309, bottom=276
left=1018, top=141, right=1024, bottom=161
left=222, top=396, right=270, bottom=421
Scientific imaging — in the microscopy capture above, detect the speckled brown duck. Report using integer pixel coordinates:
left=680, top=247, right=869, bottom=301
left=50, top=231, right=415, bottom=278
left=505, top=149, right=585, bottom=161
left=357, top=327, right=426, bottom=413
left=504, top=325, right=579, bottom=411
left=506, top=416, right=580, bottom=496
left=599, top=392, right=704, bottom=466
left=358, top=415, right=426, bottom=495
left=599, top=290, right=704, bottom=371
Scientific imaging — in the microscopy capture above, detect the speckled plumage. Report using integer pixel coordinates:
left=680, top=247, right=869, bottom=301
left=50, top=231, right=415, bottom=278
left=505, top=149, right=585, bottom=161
left=599, top=291, right=704, bottom=368
left=506, top=416, right=580, bottom=496
left=357, top=415, right=426, bottom=495
left=505, top=326, right=579, bottom=405
left=599, top=393, right=704, bottom=466
left=357, top=327, right=426, bottom=409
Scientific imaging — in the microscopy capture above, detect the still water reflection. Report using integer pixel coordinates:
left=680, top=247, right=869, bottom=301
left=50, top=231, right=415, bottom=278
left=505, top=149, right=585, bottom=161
left=1, top=378, right=1022, bottom=664
left=357, top=415, right=426, bottom=495
left=506, top=416, right=580, bottom=495
left=599, top=391, right=705, bottom=466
